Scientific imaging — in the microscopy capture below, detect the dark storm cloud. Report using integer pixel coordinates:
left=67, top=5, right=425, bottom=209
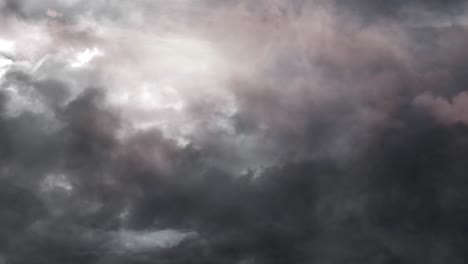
left=2, top=0, right=468, bottom=263
left=337, top=0, right=465, bottom=19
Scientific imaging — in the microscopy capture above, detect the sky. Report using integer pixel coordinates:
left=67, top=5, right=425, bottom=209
left=1, top=0, right=468, bottom=263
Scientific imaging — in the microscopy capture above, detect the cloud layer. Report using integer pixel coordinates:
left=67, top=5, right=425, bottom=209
left=2, top=0, right=468, bottom=263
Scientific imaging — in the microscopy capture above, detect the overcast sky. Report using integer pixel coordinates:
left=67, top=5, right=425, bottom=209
left=2, top=0, right=468, bottom=263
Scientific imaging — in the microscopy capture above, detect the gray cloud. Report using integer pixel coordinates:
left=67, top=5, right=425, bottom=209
left=2, top=0, right=468, bottom=263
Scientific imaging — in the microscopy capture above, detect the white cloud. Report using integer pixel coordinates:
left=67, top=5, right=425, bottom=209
left=0, top=38, right=15, bottom=54
left=110, top=229, right=196, bottom=252
left=70, top=48, right=103, bottom=68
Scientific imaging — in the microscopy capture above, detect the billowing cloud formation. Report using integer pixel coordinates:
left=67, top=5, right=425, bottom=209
left=2, top=0, right=468, bottom=263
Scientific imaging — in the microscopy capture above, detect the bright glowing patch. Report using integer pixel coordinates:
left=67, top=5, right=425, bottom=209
left=0, top=38, right=15, bottom=77
left=0, top=56, right=13, bottom=79
left=152, top=35, right=227, bottom=76
left=0, top=57, right=13, bottom=68
left=0, top=38, right=15, bottom=54
left=107, top=34, right=234, bottom=143
left=71, top=48, right=103, bottom=68
left=135, top=83, right=185, bottom=111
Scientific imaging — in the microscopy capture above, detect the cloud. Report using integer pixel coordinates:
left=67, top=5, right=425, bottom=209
left=108, top=229, right=197, bottom=253
left=415, top=91, right=468, bottom=125
left=2, top=0, right=468, bottom=263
